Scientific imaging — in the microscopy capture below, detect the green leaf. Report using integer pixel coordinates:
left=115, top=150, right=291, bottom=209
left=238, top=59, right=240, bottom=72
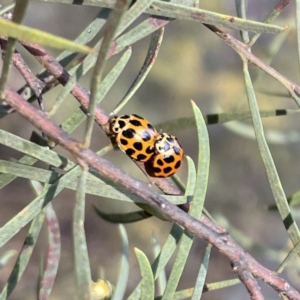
left=152, top=233, right=166, bottom=296
left=134, top=248, right=154, bottom=300
left=0, top=129, right=75, bottom=171
left=276, top=239, right=300, bottom=274
left=155, top=109, right=300, bottom=132
left=0, top=165, right=80, bottom=248
left=190, top=100, right=210, bottom=217
left=96, top=47, right=132, bottom=105
left=0, top=0, right=29, bottom=99
left=113, top=27, right=164, bottom=114
left=0, top=3, right=15, bottom=15
left=0, top=181, right=46, bottom=299
left=242, top=59, right=300, bottom=252
left=147, top=2, right=284, bottom=33
left=112, top=225, right=129, bottom=300
left=155, top=278, right=241, bottom=299
left=162, top=101, right=210, bottom=299
left=73, top=169, right=92, bottom=298
left=191, top=244, right=212, bottom=300
left=0, top=18, right=95, bottom=53
left=38, top=203, right=61, bottom=299
left=0, top=250, right=17, bottom=270
left=223, top=120, right=300, bottom=144
left=0, top=155, right=37, bottom=189
left=128, top=224, right=184, bottom=300
left=94, top=206, right=152, bottom=223
left=35, top=0, right=284, bottom=33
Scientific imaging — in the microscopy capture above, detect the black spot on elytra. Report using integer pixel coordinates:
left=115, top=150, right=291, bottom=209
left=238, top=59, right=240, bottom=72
left=120, top=139, right=128, bottom=146
left=173, top=146, right=181, bottom=155
left=133, top=142, right=143, bottom=151
left=164, top=155, right=175, bottom=163
left=132, top=114, right=143, bottom=119
left=167, top=136, right=174, bottom=143
left=118, top=120, right=126, bottom=129
left=163, top=167, right=172, bottom=174
left=142, top=131, right=151, bottom=141
left=147, top=123, right=155, bottom=132
left=175, top=160, right=181, bottom=169
left=153, top=167, right=162, bottom=173
left=122, top=115, right=130, bottom=119
left=126, top=148, right=135, bottom=156
left=137, top=154, right=147, bottom=161
left=146, top=146, right=153, bottom=154
left=130, top=119, right=142, bottom=127
left=156, top=159, right=164, bottom=166
left=122, top=128, right=135, bottom=138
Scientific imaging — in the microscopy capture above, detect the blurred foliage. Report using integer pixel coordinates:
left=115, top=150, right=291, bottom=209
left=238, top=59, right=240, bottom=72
left=1, top=0, right=300, bottom=299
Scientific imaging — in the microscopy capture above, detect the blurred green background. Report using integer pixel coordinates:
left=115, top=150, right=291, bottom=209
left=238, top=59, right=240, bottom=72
left=1, top=1, right=300, bottom=299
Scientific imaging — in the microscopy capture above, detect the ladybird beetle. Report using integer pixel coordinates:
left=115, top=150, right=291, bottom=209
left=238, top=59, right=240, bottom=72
left=151, top=133, right=184, bottom=177
left=109, top=114, right=158, bottom=161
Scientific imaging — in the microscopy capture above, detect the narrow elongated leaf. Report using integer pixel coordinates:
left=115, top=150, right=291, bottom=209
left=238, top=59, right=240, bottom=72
left=0, top=155, right=37, bottom=189
left=224, top=120, right=300, bottom=144
left=35, top=0, right=284, bottom=33
left=94, top=207, right=151, bottom=223
left=191, top=244, right=212, bottom=300
left=112, top=225, right=129, bottom=300
left=0, top=160, right=59, bottom=184
left=0, top=0, right=29, bottom=99
left=0, top=165, right=80, bottom=248
left=0, top=250, right=17, bottom=270
left=0, top=181, right=46, bottom=299
left=152, top=233, right=166, bottom=296
left=128, top=224, right=184, bottom=300
left=128, top=157, right=197, bottom=299
left=96, top=47, right=132, bottom=105
left=154, top=278, right=241, bottom=299
left=38, top=203, right=61, bottom=299
left=276, top=240, right=300, bottom=274
left=0, top=3, right=15, bottom=15
left=155, top=109, right=300, bottom=132
left=115, top=16, right=168, bottom=55
left=0, top=18, right=94, bottom=53
left=73, top=168, right=92, bottom=298
left=0, top=129, right=75, bottom=171
left=147, top=1, right=284, bottom=33
left=113, top=27, right=164, bottom=114
left=162, top=101, right=210, bottom=299
left=134, top=248, right=154, bottom=300
left=242, top=59, right=300, bottom=249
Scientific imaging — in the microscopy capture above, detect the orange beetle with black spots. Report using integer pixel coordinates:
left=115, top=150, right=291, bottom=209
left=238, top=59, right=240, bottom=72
left=151, top=132, right=184, bottom=178
left=109, top=114, right=158, bottom=162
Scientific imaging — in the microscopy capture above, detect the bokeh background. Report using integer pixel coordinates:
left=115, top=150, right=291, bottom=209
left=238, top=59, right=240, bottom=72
left=1, top=0, right=300, bottom=299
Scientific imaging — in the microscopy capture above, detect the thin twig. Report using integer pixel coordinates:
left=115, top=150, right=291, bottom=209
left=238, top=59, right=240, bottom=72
left=233, top=258, right=264, bottom=300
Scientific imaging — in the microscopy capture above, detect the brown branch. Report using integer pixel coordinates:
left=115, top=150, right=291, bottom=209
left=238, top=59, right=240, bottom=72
left=4, top=86, right=300, bottom=300
left=233, top=258, right=264, bottom=300
left=274, top=0, right=291, bottom=11
left=0, top=38, right=46, bottom=99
